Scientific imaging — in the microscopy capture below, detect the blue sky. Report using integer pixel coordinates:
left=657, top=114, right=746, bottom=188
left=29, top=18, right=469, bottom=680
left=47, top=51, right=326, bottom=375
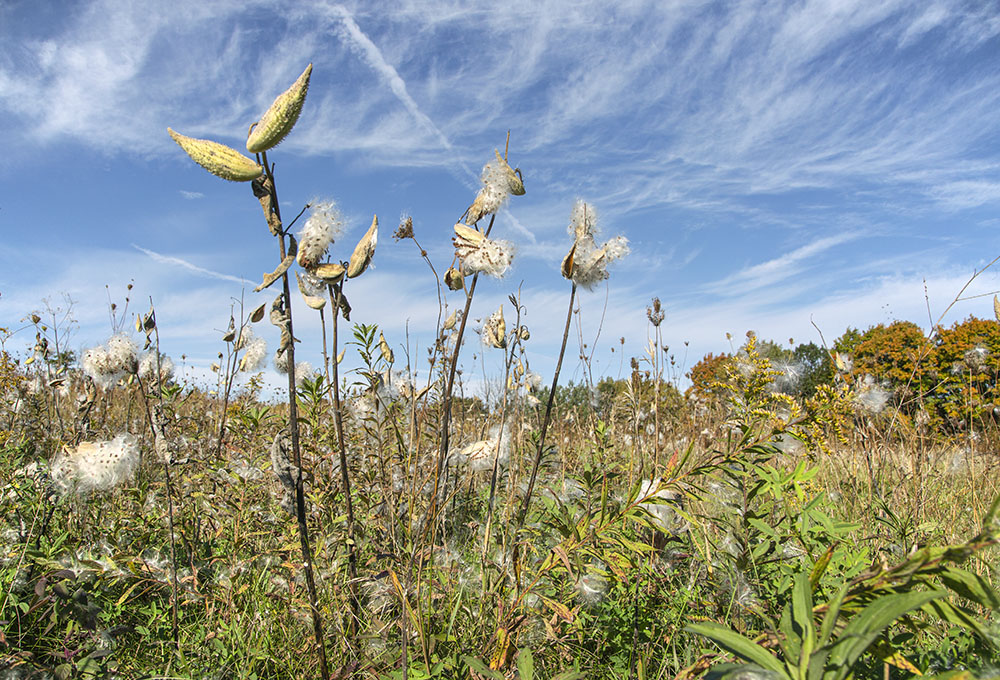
left=2, top=0, right=1000, bottom=394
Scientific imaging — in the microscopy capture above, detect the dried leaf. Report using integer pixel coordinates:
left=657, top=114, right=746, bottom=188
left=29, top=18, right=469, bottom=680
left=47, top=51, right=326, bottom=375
left=255, top=254, right=296, bottom=292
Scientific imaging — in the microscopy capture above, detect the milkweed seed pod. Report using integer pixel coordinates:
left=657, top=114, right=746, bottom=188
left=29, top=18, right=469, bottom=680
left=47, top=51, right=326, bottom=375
left=445, top=266, right=465, bottom=291
left=483, top=305, right=506, bottom=349
left=297, top=200, right=343, bottom=269
left=313, top=262, right=346, bottom=284
left=296, top=272, right=327, bottom=310
left=347, top=215, right=378, bottom=278
left=493, top=149, right=525, bottom=196
left=464, top=150, right=525, bottom=224
left=443, top=309, right=460, bottom=331
left=51, top=434, right=140, bottom=494
left=379, top=332, right=394, bottom=364
left=246, top=63, right=313, bottom=154
left=168, top=128, right=263, bottom=182
left=453, top=223, right=514, bottom=278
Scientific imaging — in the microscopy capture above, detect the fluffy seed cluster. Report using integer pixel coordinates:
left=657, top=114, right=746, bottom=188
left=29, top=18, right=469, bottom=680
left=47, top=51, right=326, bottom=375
left=297, top=201, right=344, bottom=269
left=275, top=349, right=313, bottom=387
left=450, top=424, right=510, bottom=473
left=82, top=333, right=138, bottom=388
left=457, top=236, right=515, bottom=278
left=465, top=161, right=519, bottom=225
left=566, top=200, right=630, bottom=290
left=51, top=434, right=140, bottom=494
left=238, top=331, right=268, bottom=373
left=638, top=479, right=687, bottom=536
left=138, top=352, right=174, bottom=385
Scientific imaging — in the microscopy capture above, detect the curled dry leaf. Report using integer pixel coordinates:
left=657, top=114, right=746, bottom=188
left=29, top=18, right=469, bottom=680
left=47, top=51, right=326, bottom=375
left=347, top=215, right=378, bottom=278
left=168, top=128, right=263, bottom=182
left=255, top=254, right=296, bottom=292
left=443, top=309, right=460, bottom=331
left=246, top=64, right=312, bottom=154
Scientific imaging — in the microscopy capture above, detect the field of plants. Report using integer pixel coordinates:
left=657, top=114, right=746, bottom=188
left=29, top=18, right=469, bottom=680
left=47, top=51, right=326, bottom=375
left=2, top=64, right=998, bottom=680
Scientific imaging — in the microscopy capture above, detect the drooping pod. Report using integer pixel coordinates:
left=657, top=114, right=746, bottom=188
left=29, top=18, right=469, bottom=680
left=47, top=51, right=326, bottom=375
left=167, top=128, right=263, bottom=182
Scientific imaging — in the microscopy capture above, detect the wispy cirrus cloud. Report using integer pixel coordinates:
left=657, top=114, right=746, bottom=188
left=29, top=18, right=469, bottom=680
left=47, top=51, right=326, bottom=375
left=132, top=244, right=248, bottom=284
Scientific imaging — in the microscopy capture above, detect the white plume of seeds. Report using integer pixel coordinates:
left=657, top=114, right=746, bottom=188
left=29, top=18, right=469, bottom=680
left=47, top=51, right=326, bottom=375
left=51, top=434, right=140, bottom=495
left=82, top=333, right=138, bottom=388
left=239, top=333, right=268, bottom=373
left=562, top=200, right=629, bottom=290
left=464, top=150, right=525, bottom=225
left=138, top=352, right=174, bottom=385
left=453, top=223, right=514, bottom=278
left=297, top=201, right=344, bottom=269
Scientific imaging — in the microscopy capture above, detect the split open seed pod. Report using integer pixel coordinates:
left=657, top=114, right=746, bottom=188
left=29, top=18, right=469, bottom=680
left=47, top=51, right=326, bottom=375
left=313, top=262, right=345, bottom=284
left=453, top=223, right=485, bottom=248
left=168, top=128, right=263, bottom=182
left=445, top=267, right=465, bottom=291
left=347, top=215, right=378, bottom=278
left=296, top=272, right=326, bottom=310
left=379, top=332, right=394, bottom=364
left=493, top=149, right=525, bottom=196
left=483, top=305, right=506, bottom=349
left=443, top=310, right=460, bottom=331
left=246, top=63, right=312, bottom=154
left=561, top=242, right=577, bottom=279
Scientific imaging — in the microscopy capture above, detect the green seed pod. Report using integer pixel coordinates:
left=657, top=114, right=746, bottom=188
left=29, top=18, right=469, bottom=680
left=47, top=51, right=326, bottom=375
left=246, top=64, right=313, bottom=154
left=167, top=128, right=263, bottom=182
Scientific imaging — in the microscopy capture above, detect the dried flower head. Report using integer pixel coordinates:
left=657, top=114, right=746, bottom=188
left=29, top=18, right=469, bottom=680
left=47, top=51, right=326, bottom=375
left=297, top=201, right=344, bottom=269
left=51, top=434, right=140, bottom=494
left=453, top=224, right=514, bottom=278
left=394, top=215, right=414, bottom=241
left=647, top=297, right=665, bottom=327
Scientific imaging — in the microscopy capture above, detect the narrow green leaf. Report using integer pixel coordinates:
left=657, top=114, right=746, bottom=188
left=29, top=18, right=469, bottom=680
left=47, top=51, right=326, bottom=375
left=463, top=656, right=504, bottom=680
left=516, top=648, right=534, bottom=680
left=939, top=566, right=1000, bottom=610
left=686, top=622, right=786, bottom=673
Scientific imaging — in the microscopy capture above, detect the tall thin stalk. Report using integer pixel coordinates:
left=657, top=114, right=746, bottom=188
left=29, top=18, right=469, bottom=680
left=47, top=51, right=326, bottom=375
left=518, top=282, right=576, bottom=528
left=255, top=158, right=330, bottom=680
left=326, top=280, right=360, bottom=637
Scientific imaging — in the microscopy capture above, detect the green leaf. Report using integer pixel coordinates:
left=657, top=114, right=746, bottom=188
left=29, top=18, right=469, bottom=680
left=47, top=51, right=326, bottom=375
left=686, top=622, right=786, bottom=674
left=826, top=590, right=946, bottom=679
left=516, top=648, right=534, bottom=680
left=938, top=566, right=1000, bottom=610
left=463, top=656, right=504, bottom=680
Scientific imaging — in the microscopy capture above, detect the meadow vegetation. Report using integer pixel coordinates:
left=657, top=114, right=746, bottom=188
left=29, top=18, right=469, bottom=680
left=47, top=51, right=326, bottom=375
left=1, top=64, right=998, bottom=680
